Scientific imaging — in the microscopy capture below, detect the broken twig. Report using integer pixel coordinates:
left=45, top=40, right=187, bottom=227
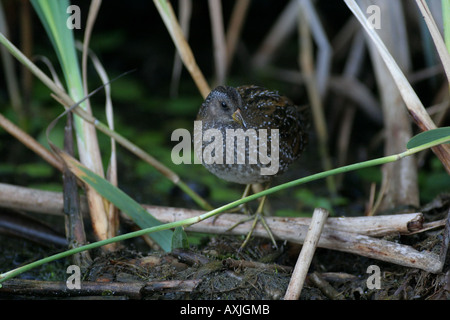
left=284, top=208, right=328, bottom=300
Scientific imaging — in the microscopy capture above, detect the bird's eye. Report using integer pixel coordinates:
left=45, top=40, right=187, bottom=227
left=221, top=102, right=228, bottom=110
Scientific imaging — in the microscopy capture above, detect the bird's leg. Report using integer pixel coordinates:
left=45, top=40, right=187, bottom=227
left=239, top=192, right=278, bottom=250
left=212, top=184, right=252, bottom=225
left=227, top=183, right=278, bottom=250
left=229, top=184, right=252, bottom=213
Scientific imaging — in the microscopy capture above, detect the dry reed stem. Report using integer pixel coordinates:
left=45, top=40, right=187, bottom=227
left=345, top=0, right=450, bottom=174
left=63, top=113, right=92, bottom=267
left=208, top=0, right=227, bottom=86
left=77, top=36, right=120, bottom=241
left=0, top=2, right=23, bottom=117
left=298, top=0, right=331, bottom=96
left=298, top=6, right=336, bottom=194
left=0, top=113, right=63, bottom=172
left=170, top=0, right=192, bottom=97
left=87, top=46, right=119, bottom=237
left=415, top=0, right=450, bottom=83
left=359, top=0, right=419, bottom=211
left=267, top=68, right=382, bottom=124
left=284, top=208, right=328, bottom=300
left=252, top=0, right=299, bottom=68
left=225, top=0, right=251, bottom=72
left=79, top=0, right=118, bottom=248
left=0, top=279, right=201, bottom=299
left=153, top=0, right=210, bottom=98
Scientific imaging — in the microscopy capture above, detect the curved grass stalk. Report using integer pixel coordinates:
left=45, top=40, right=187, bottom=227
left=1, top=130, right=448, bottom=286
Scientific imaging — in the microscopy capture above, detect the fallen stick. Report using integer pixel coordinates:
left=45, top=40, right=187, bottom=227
left=144, top=205, right=427, bottom=237
left=0, top=183, right=73, bottom=216
left=0, top=278, right=201, bottom=299
left=142, top=205, right=442, bottom=273
left=285, top=208, right=329, bottom=300
left=308, top=272, right=344, bottom=300
left=0, top=183, right=444, bottom=273
left=0, top=183, right=430, bottom=236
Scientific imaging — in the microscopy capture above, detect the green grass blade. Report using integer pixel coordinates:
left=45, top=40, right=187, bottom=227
left=406, top=127, right=450, bottom=149
left=171, top=226, right=189, bottom=250
left=59, top=150, right=173, bottom=252
left=443, top=0, right=450, bottom=53
left=31, top=0, right=88, bottom=140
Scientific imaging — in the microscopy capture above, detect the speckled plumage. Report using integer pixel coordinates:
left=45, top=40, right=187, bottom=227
left=196, top=85, right=309, bottom=184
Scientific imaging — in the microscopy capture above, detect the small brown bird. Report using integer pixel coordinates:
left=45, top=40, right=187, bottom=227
left=196, top=85, right=308, bottom=184
left=196, top=85, right=309, bottom=248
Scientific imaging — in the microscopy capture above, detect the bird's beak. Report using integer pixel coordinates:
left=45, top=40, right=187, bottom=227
left=232, top=108, right=247, bottom=128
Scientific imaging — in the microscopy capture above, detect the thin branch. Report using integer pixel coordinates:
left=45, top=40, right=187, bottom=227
left=208, top=0, right=227, bottom=85
left=153, top=0, right=210, bottom=98
left=170, top=0, right=192, bottom=97
left=252, top=0, right=299, bottom=68
left=0, top=279, right=201, bottom=299
left=284, top=208, right=329, bottom=300
left=225, top=0, right=250, bottom=72
left=298, top=4, right=336, bottom=194
left=0, top=113, right=63, bottom=171
left=298, top=0, right=332, bottom=96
